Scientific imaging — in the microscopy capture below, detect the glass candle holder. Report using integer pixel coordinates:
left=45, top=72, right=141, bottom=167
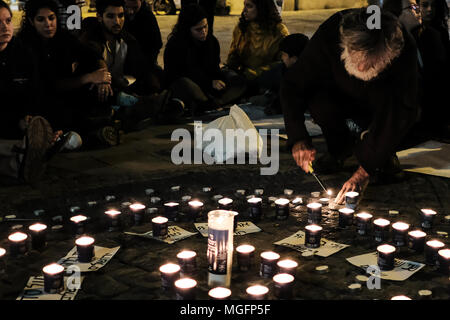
left=187, top=200, right=203, bottom=221
left=70, top=215, right=87, bottom=236
left=305, top=224, right=323, bottom=248
left=246, top=285, right=269, bottom=300
left=152, top=216, right=169, bottom=238
left=338, top=208, right=354, bottom=228
left=175, top=278, right=197, bottom=300
left=273, top=273, right=295, bottom=299
left=437, top=249, right=450, bottom=276
left=159, top=263, right=181, bottom=291
left=407, top=230, right=427, bottom=252
left=275, top=198, right=290, bottom=220
left=377, top=244, right=396, bottom=271
left=105, top=210, right=121, bottom=232
left=259, top=251, right=280, bottom=278
left=177, top=250, right=197, bottom=276
left=392, top=222, right=410, bottom=247
left=8, top=232, right=28, bottom=257
left=42, top=263, right=65, bottom=294
left=75, top=236, right=95, bottom=263
left=345, top=191, right=359, bottom=210
left=307, top=202, right=322, bottom=224
left=130, top=203, right=146, bottom=225
left=372, top=218, right=390, bottom=243
left=248, top=197, right=263, bottom=222
left=356, top=212, right=373, bottom=236
left=236, top=244, right=255, bottom=272
left=28, top=223, right=47, bottom=250
left=425, top=240, right=445, bottom=265
left=420, top=209, right=437, bottom=230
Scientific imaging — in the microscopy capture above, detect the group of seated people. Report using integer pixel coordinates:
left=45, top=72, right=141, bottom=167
left=0, top=0, right=448, bottom=187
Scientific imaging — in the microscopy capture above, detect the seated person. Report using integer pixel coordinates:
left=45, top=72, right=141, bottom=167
left=164, top=4, right=246, bottom=115
left=420, top=0, right=450, bottom=57
left=226, top=0, right=289, bottom=97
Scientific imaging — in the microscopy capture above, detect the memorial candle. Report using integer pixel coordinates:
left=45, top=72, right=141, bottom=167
left=437, top=249, right=450, bottom=276
left=392, top=222, right=410, bottom=247
left=8, top=232, right=28, bottom=256
left=345, top=191, right=359, bottom=210
left=247, top=197, right=263, bottom=222
left=42, top=263, right=64, bottom=294
left=338, top=208, right=354, bottom=228
left=187, top=200, right=203, bottom=221
left=305, top=224, right=323, bottom=248
left=259, top=251, right=280, bottom=278
left=159, top=263, right=181, bottom=291
left=152, top=216, right=168, bottom=238
left=75, top=236, right=95, bottom=263
left=373, top=219, right=390, bottom=243
left=174, top=278, right=197, bottom=300
left=246, top=285, right=269, bottom=300
left=275, top=198, right=290, bottom=220
left=307, top=202, right=322, bottom=224
left=420, top=209, right=437, bottom=230
left=407, top=230, right=427, bottom=252
left=236, top=244, right=255, bottom=272
left=28, top=223, right=47, bottom=250
left=130, top=203, right=146, bottom=225
left=70, top=215, right=87, bottom=236
left=177, top=250, right=197, bottom=276
left=218, top=198, right=233, bottom=210
left=273, top=273, right=295, bottom=299
left=356, top=212, right=373, bottom=235
left=104, top=210, right=121, bottom=232
left=277, top=259, right=298, bottom=277
left=208, top=287, right=231, bottom=300
left=425, top=240, right=445, bottom=265
left=377, top=244, right=396, bottom=271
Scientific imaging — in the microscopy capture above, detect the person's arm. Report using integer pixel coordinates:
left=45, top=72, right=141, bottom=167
left=163, top=37, right=187, bottom=84
left=226, top=25, right=243, bottom=71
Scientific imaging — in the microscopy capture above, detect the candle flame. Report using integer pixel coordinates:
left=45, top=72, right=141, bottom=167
left=392, top=222, right=409, bottom=231
left=159, top=263, right=180, bottom=274
left=426, top=240, right=445, bottom=248
left=377, top=244, right=396, bottom=254
left=260, top=251, right=280, bottom=260
left=188, top=200, right=204, bottom=207
left=247, top=197, right=262, bottom=204
left=8, top=232, right=27, bottom=242
left=421, top=209, right=437, bottom=216
left=327, top=190, right=333, bottom=196
left=356, top=212, right=373, bottom=220
left=345, top=191, right=359, bottom=198
left=29, top=223, right=47, bottom=232
left=175, top=278, right=197, bottom=289
left=373, top=218, right=390, bottom=227
left=438, top=249, right=450, bottom=259
left=218, top=198, right=233, bottom=205
left=70, top=215, right=87, bottom=223
left=209, top=287, right=231, bottom=299
left=75, top=236, right=95, bottom=246
left=247, top=285, right=269, bottom=295
left=130, top=203, right=146, bottom=210
left=236, top=245, right=255, bottom=253
left=408, top=230, right=426, bottom=238
left=307, top=202, right=322, bottom=209
left=105, top=210, right=121, bottom=216
left=152, top=216, right=168, bottom=224
left=277, top=259, right=298, bottom=269
left=275, top=198, right=290, bottom=206
left=305, top=224, right=323, bottom=232
left=273, top=273, right=295, bottom=284
left=339, top=208, right=355, bottom=214
left=43, top=263, right=64, bottom=275
left=177, top=250, right=196, bottom=259
left=164, top=202, right=179, bottom=207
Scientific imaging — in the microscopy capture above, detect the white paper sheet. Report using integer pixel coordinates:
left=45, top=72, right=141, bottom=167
left=57, top=246, right=120, bottom=272
left=16, top=276, right=84, bottom=300
left=194, top=221, right=262, bottom=238
left=124, top=225, right=197, bottom=244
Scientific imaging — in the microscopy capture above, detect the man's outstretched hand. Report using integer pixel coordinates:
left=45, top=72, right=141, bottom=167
left=335, top=166, right=369, bottom=204
left=292, top=140, right=316, bottom=173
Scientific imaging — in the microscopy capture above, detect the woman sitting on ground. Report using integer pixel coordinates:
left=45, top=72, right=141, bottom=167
left=420, top=0, right=450, bottom=56
left=164, top=4, right=246, bottom=115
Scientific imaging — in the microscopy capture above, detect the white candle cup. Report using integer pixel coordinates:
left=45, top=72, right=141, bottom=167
left=187, top=200, right=203, bottom=221
left=307, top=202, right=323, bottom=224
left=407, top=230, right=427, bottom=252
left=377, top=244, right=396, bottom=271
left=207, top=210, right=235, bottom=287
left=425, top=240, right=445, bottom=265
left=277, top=259, right=298, bottom=277
left=208, top=287, right=231, bottom=300
left=75, top=236, right=95, bottom=263
left=246, top=285, right=269, bottom=300
left=236, top=244, right=255, bottom=272
left=338, top=208, right=354, bottom=228
left=105, top=210, right=121, bottom=232
left=305, top=224, right=323, bottom=248
left=345, top=191, right=359, bottom=210
left=175, top=278, right=197, bottom=300
left=437, top=249, right=450, bottom=276
left=28, top=223, right=47, bottom=250
left=273, top=273, right=295, bottom=299
left=159, top=263, right=181, bottom=291
left=152, top=216, right=169, bottom=238
left=259, top=251, right=280, bottom=278
left=355, top=212, right=373, bottom=236
left=70, top=215, right=88, bottom=236
left=373, top=219, right=391, bottom=243
left=129, top=203, right=146, bottom=225
left=177, top=250, right=197, bottom=276
left=392, top=222, right=410, bottom=247
left=275, top=198, right=290, bottom=220
left=248, top=197, right=263, bottom=222
left=218, top=197, right=233, bottom=211
left=420, top=209, right=437, bottom=230
left=8, top=232, right=28, bottom=257
left=42, top=263, right=65, bottom=294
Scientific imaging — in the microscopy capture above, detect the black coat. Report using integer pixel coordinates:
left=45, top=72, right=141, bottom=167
left=280, top=9, right=420, bottom=175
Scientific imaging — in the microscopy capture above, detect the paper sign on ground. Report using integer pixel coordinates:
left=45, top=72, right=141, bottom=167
left=57, top=246, right=120, bottom=272
left=346, top=252, right=425, bottom=281
left=125, top=225, right=197, bottom=244
left=194, top=221, right=262, bottom=238
left=17, top=275, right=84, bottom=300
left=274, top=230, right=349, bottom=257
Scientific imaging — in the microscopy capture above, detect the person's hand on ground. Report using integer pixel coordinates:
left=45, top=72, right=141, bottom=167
left=335, top=165, right=369, bottom=204
left=86, top=68, right=112, bottom=85
left=292, top=140, right=316, bottom=173
left=95, top=83, right=114, bottom=103
left=212, top=80, right=226, bottom=91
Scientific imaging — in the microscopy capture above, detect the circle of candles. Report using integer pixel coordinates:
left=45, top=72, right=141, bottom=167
left=420, top=209, right=437, bottom=230
left=277, top=259, right=298, bottom=276
left=437, top=249, right=450, bottom=276
left=407, top=230, right=427, bottom=252
left=129, top=203, right=146, bottom=225
left=174, top=278, right=197, bottom=300
left=338, top=208, right=354, bottom=228
left=28, top=223, right=47, bottom=250
left=373, top=218, right=390, bottom=243
left=275, top=198, right=290, bottom=220
left=273, top=273, right=295, bottom=299
left=345, top=191, right=359, bottom=210
left=377, top=244, right=396, bottom=271
left=391, top=295, right=412, bottom=300
left=163, top=202, right=179, bottom=221
left=218, top=197, right=233, bottom=210
left=425, top=240, right=445, bottom=265
left=247, top=197, right=263, bottom=222
left=8, top=232, right=28, bottom=256
left=208, top=287, right=231, bottom=300
left=70, top=215, right=87, bottom=236
left=152, top=216, right=169, bottom=238
left=75, top=236, right=95, bottom=263
left=42, top=263, right=65, bottom=294
left=355, top=212, right=373, bottom=236
left=187, top=200, right=203, bottom=221
left=236, top=244, right=255, bottom=272
left=159, top=263, right=181, bottom=291
left=305, top=224, right=323, bottom=248
left=246, top=285, right=269, bottom=300
left=177, top=250, right=197, bottom=276
left=259, top=251, right=280, bottom=278
left=105, top=210, right=121, bottom=232
left=307, top=202, right=322, bottom=224
left=392, top=222, right=410, bottom=247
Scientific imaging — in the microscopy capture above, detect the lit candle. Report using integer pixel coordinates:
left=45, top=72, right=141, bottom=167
left=319, top=198, right=330, bottom=206
left=208, top=287, right=231, bottom=300
left=275, top=198, right=290, bottom=220
left=246, top=285, right=269, bottom=300
left=305, top=224, right=323, bottom=248
left=425, top=240, right=445, bottom=265
left=187, top=200, right=203, bottom=221
left=0, top=248, right=6, bottom=273
left=392, top=222, right=410, bottom=247
left=377, top=244, right=396, bottom=271
left=345, top=191, right=359, bottom=210
left=163, top=202, right=179, bottom=221
left=407, top=230, right=427, bottom=252
left=177, top=250, right=197, bottom=276
left=420, top=209, right=437, bottom=230
left=236, top=244, right=255, bottom=272
left=75, top=236, right=95, bottom=263
left=373, top=219, right=390, bottom=243
left=8, top=232, right=28, bottom=256
left=70, top=215, right=88, bottom=236
left=105, top=210, right=121, bottom=232
left=437, top=249, right=450, bottom=276
left=277, top=259, right=298, bottom=277
left=391, top=295, right=412, bottom=300
left=247, top=197, right=263, bottom=222
left=174, top=278, right=197, bottom=300
left=307, top=202, right=323, bottom=224
left=259, top=251, right=280, bottom=278
left=129, top=203, right=146, bottom=225
left=42, top=263, right=64, bottom=294
left=338, top=208, right=355, bottom=228
left=218, top=197, right=233, bottom=210
left=292, top=197, right=303, bottom=205
left=152, top=216, right=168, bottom=238
left=159, top=263, right=181, bottom=291
left=273, top=273, right=295, bottom=299
left=355, top=212, right=373, bottom=236
left=28, top=223, right=47, bottom=250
